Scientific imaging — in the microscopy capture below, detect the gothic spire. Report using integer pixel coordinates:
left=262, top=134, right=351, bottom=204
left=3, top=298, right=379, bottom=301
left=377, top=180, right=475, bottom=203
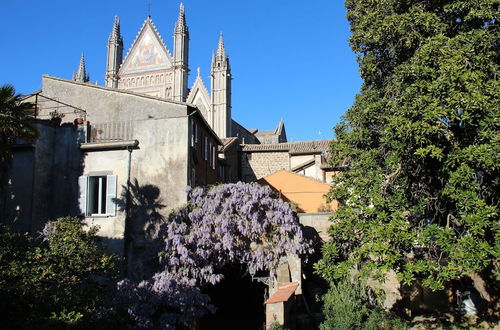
left=108, top=16, right=122, bottom=44
left=216, top=32, right=226, bottom=58
left=175, top=2, right=188, bottom=33
left=105, top=15, right=123, bottom=88
left=212, top=32, right=230, bottom=71
left=73, top=53, right=89, bottom=83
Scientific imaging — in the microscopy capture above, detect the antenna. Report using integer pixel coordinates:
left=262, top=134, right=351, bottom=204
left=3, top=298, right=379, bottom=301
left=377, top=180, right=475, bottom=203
left=147, top=0, right=152, bottom=17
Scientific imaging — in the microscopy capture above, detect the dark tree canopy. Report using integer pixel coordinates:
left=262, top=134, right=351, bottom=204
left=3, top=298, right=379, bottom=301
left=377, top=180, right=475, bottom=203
left=0, top=84, right=38, bottom=187
left=0, top=84, right=37, bottom=161
left=316, top=0, right=499, bottom=298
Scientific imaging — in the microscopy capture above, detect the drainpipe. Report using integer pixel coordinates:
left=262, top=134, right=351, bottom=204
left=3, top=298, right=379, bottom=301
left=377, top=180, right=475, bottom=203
left=187, top=110, right=197, bottom=187
left=123, top=146, right=133, bottom=276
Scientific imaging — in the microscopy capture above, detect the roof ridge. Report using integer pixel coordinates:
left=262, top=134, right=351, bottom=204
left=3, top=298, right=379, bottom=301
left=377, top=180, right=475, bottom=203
left=42, top=75, right=189, bottom=105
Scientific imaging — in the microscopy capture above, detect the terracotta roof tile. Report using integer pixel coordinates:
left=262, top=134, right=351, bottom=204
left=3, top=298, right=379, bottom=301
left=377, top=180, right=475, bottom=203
left=241, top=140, right=332, bottom=154
left=264, top=282, right=299, bottom=304
left=241, top=143, right=291, bottom=152
left=289, top=140, right=332, bottom=155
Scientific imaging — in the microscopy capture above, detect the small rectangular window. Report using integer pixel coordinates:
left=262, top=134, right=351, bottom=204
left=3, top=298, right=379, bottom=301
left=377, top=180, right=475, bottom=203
left=204, top=136, right=208, bottom=160
left=79, top=174, right=117, bottom=216
left=209, top=142, right=212, bottom=165
left=212, top=145, right=216, bottom=169
left=191, top=121, right=195, bottom=147
left=191, top=120, right=198, bottom=148
left=88, top=176, right=107, bottom=215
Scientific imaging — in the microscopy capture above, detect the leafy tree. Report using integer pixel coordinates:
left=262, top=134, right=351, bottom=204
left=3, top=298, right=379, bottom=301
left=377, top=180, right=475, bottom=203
left=0, top=84, right=38, bottom=165
left=118, top=182, right=312, bottom=328
left=0, top=217, right=120, bottom=329
left=316, top=0, right=498, bottom=307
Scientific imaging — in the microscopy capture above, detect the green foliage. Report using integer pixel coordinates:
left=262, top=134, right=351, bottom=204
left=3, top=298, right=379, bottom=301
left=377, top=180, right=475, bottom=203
left=0, top=217, right=120, bottom=329
left=317, top=0, right=499, bottom=295
left=269, top=321, right=285, bottom=330
left=320, top=278, right=408, bottom=330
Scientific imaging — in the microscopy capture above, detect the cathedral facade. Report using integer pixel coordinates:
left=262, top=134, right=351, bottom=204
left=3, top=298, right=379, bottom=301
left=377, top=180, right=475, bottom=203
left=102, top=4, right=232, bottom=139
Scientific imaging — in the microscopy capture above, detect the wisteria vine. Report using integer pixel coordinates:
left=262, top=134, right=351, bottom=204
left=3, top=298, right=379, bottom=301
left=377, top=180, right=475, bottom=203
left=118, top=182, right=312, bottom=328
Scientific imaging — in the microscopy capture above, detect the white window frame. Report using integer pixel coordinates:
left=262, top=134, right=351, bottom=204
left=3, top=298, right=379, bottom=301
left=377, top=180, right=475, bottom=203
left=191, top=120, right=198, bottom=148
left=79, top=174, right=117, bottom=217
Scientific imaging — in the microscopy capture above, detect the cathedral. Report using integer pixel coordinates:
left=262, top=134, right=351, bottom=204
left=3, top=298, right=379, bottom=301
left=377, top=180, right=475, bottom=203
left=2, top=4, right=335, bottom=327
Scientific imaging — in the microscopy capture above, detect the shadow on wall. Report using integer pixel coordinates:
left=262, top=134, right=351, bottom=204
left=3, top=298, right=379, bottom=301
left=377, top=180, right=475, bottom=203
left=114, top=178, right=166, bottom=279
left=0, top=122, right=87, bottom=234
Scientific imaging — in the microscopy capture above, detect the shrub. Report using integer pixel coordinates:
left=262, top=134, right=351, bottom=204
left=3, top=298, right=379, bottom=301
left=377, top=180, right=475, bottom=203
left=320, top=278, right=408, bottom=330
left=0, top=217, right=120, bottom=329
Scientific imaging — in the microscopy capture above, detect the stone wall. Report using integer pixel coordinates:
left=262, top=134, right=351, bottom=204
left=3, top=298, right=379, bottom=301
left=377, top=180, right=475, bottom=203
left=241, top=151, right=289, bottom=181
left=297, top=212, right=333, bottom=242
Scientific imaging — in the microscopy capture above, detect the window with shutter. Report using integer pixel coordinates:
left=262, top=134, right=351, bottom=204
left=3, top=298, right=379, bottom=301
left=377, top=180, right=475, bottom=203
left=106, top=175, right=117, bottom=216
left=78, top=174, right=117, bottom=217
left=78, top=176, right=88, bottom=216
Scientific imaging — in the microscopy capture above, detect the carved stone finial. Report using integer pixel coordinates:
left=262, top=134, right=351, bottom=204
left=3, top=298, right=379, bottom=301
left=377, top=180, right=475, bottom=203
left=175, top=2, right=188, bottom=33
left=109, top=15, right=122, bottom=44
left=197, top=67, right=201, bottom=77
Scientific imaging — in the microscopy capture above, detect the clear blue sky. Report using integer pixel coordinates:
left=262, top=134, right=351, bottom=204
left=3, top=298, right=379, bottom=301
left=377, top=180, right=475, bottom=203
left=0, top=0, right=361, bottom=141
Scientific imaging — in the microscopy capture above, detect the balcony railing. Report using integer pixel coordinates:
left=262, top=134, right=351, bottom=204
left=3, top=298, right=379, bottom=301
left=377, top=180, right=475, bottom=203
left=89, top=121, right=135, bottom=142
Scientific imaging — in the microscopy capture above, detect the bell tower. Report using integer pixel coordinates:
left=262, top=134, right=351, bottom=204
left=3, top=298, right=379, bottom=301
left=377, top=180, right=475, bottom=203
left=172, top=3, right=189, bottom=102
left=105, top=16, right=123, bottom=88
left=210, top=33, right=232, bottom=138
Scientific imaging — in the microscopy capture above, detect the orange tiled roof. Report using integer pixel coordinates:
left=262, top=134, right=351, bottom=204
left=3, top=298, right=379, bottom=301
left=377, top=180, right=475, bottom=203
left=264, top=282, right=299, bottom=304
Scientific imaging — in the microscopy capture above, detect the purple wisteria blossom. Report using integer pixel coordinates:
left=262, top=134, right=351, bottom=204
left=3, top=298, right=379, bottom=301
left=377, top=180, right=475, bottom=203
left=118, top=182, right=312, bottom=328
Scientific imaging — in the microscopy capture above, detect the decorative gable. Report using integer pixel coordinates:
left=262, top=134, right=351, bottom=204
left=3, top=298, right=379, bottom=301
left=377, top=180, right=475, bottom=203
left=187, top=70, right=212, bottom=119
left=119, top=18, right=173, bottom=75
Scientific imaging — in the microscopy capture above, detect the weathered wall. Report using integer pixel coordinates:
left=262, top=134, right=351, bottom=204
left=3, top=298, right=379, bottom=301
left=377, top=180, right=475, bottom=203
left=31, top=123, right=84, bottom=232
left=83, top=117, right=189, bottom=263
left=0, top=148, right=34, bottom=233
left=38, top=76, right=188, bottom=124
left=0, top=123, right=85, bottom=234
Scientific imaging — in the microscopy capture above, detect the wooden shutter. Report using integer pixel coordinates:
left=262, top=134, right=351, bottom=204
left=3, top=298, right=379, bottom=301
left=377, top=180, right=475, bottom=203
left=106, top=175, right=117, bottom=216
left=78, top=176, right=88, bottom=216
